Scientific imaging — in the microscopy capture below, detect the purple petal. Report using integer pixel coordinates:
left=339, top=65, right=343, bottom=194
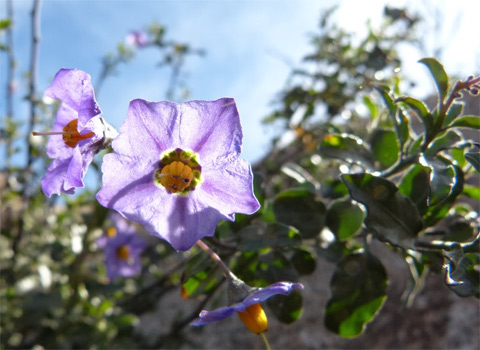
left=190, top=282, right=304, bottom=326
left=198, top=157, right=260, bottom=220
left=45, top=68, right=101, bottom=129
left=112, top=99, right=177, bottom=157
left=179, top=98, right=243, bottom=163
left=41, top=158, right=73, bottom=197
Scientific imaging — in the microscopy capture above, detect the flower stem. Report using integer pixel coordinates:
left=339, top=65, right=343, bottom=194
left=196, top=239, right=234, bottom=280
left=260, top=332, right=272, bottom=350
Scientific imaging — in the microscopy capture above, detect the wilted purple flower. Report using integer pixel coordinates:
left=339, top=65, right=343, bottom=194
left=96, top=98, right=260, bottom=251
left=125, top=30, right=148, bottom=47
left=190, top=282, right=304, bottom=329
left=97, top=213, right=147, bottom=281
left=34, top=69, right=117, bottom=197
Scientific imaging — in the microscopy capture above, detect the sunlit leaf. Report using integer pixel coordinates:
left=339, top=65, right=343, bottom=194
left=443, top=102, right=464, bottom=127
left=419, top=57, right=449, bottom=105
left=326, top=199, right=365, bottom=240
left=370, top=129, right=400, bottom=168
left=448, top=116, right=480, bottom=130
left=399, top=164, right=430, bottom=215
left=422, top=156, right=463, bottom=205
left=325, top=252, right=387, bottom=337
left=465, top=149, right=480, bottom=172
left=462, top=185, right=480, bottom=201
left=341, top=173, right=423, bottom=249
left=424, top=130, right=462, bottom=157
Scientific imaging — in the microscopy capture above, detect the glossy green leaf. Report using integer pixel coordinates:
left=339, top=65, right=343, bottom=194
left=258, top=250, right=299, bottom=284
left=399, top=164, right=431, bottom=215
left=424, top=130, right=462, bottom=157
left=443, top=102, right=464, bottom=127
left=273, top=189, right=326, bottom=238
left=341, top=173, right=423, bottom=249
left=462, top=185, right=480, bottom=201
left=370, top=129, right=400, bottom=168
left=319, top=134, right=374, bottom=168
left=465, top=149, right=480, bottom=172
left=396, top=108, right=411, bottom=150
left=395, top=96, right=431, bottom=120
left=326, top=199, right=365, bottom=240
left=443, top=244, right=480, bottom=297
left=419, top=57, right=449, bottom=104
left=266, top=290, right=303, bottom=324
left=448, top=116, right=480, bottom=129
left=325, top=252, right=388, bottom=337
left=422, top=157, right=463, bottom=205
left=321, top=178, right=349, bottom=199
left=363, top=95, right=379, bottom=120
left=291, top=248, right=316, bottom=275
left=444, top=220, right=476, bottom=243
left=237, top=223, right=301, bottom=252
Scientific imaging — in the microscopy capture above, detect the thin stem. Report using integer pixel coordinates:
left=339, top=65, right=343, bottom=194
left=260, top=332, right=272, bottom=350
left=196, top=239, right=234, bottom=280
left=5, top=0, right=14, bottom=171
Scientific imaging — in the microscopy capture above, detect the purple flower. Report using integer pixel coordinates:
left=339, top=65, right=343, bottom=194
left=96, top=98, right=260, bottom=251
left=97, top=213, right=147, bottom=281
left=125, top=30, right=148, bottom=47
left=190, top=282, right=304, bottom=327
left=37, top=69, right=115, bottom=197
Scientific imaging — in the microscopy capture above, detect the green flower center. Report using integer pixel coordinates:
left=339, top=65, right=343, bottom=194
left=153, top=148, right=202, bottom=194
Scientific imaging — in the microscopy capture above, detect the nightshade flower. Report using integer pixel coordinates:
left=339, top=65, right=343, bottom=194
left=96, top=98, right=260, bottom=251
left=34, top=68, right=117, bottom=197
left=190, top=281, right=304, bottom=334
left=97, top=213, right=148, bottom=281
left=125, top=30, right=148, bottom=47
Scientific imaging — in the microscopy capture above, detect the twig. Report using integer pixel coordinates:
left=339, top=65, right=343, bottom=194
left=5, top=0, right=14, bottom=171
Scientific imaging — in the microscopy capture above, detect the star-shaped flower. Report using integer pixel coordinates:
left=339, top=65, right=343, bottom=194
left=96, top=98, right=260, bottom=251
left=97, top=213, right=147, bottom=281
left=37, top=69, right=116, bottom=197
left=190, top=281, right=304, bottom=333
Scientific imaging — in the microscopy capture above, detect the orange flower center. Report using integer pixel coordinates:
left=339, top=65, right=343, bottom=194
left=62, top=119, right=95, bottom=148
left=106, top=227, right=117, bottom=238
left=116, top=245, right=131, bottom=261
left=156, top=161, right=194, bottom=193
left=237, top=303, right=268, bottom=334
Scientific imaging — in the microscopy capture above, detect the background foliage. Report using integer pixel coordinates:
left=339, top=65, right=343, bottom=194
left=1, top=3, right=479, bottom=349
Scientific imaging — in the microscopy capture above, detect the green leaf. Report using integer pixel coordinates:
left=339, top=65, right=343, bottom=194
left=0, top=19, right=12, bottom=30
left=396, top=96, right=434, bottom=137
left=325, top=252, right=388, bottom=337
left=462, top=185, right=480, bottom=201
left=326, top=199, right=365, bottom=240
left=465, top=149, right=480, bottom=172
left=273, top=189, right=326, bottom=238
left=363, top=95, right=379, bottom=120
left=443, top=244, right=479, bottom=297
left=321, top=178, right=349, bottom=199
left=370, top=129, right=400, bottom=168
left=280, top=162, right=319, bottom=191
left=444, top=220, right=476, bottom=243
left=237, top=223, right=301, bottom=252
left=290, top=248, right=316, bottom=275
left=341, top=173, right=423, bottom=249
left=319, top=134, right=374, bottom=168
left=258, top=250, right=299, bottom=284
left=422, top=157, right=463, bottom=205
left=448, top=116, right=480, bottom=129
left=399, top=164, right=431, bottom=215
left=419, top=57, right=450, bottom=104
left=443, top=102, right=464, bottom=127
left=424, top=130, right=462, bottom=157
left=266, top=290, right=303, bottom=324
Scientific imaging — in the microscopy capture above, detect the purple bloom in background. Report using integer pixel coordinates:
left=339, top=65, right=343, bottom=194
left=97, top=98, right=260, bottom=251
left=97, top=213, right=147, bottom=281
left=36, top=69, right=111, bottom=197
left=125, top=30, right=148, bottom=47
left=190, top=282, right=304, bottom=327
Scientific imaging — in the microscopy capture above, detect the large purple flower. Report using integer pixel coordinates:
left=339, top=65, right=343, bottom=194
left=97, top=213, right=147, bottom=281
left=96, top=98, right=260, bottom=251
left=39, top=69, right=112, bottom=197
left=190, top=282, right=304, bottom=327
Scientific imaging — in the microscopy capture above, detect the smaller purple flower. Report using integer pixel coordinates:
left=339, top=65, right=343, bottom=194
left=190, top=281, right=304, bottom=327
left=125, top=30, right=149, bottom=47
left=97, top=213, right=148, bottom=281
left=35, top=69, right=117, bottom=197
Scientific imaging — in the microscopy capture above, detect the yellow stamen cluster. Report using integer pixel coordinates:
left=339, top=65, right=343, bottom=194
left=116, top=245, right=130, bottom=261
left=237, top=303, right=268, bottom=334
left=158, top=161, right=194, bottom=193
left=106, top=227, right=117, bottom=238
left=62, top=119, right=95, bottom=148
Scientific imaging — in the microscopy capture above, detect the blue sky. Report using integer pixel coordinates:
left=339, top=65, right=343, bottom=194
left=2, top=0, right=480, bottom=167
